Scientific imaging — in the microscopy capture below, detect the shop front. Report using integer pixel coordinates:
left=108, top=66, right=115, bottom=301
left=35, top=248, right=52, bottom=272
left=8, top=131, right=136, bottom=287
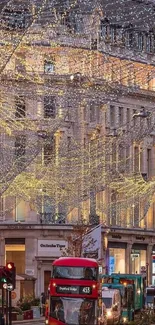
left=36, top=239, right=67, bottom=295
left=130, top=244, right=147, bottom=274
left=5, top=238, right=25, bottom=273
left=151, top=245, right=155, bottom=285
left=108, top=242, right=126, bottom=274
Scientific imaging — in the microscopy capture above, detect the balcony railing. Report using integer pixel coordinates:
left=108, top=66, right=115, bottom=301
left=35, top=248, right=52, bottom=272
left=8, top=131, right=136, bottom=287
left=39, top=213, right=66, bottom=224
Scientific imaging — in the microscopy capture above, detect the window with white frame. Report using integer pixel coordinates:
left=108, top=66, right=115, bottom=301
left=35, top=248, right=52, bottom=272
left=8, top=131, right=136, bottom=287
left=110, top=26, right=117, bottom=43
left=118, top=144, right=125, bottom=173
left=15, top=199, right=27, bottom=222
left=118, top=106, right=123, bottom=126
left=146, top=34, right=153, bottom=53
left=43, top=136, right=55, bottom=165
left=147, top=148, right=151, bottom=178
left=110, top=105, right=115, bottom=127
left=0, top=196, right=4, bottom=220
left=44, top=96, right=56, bottom=118
left=15, top=135, right=26, bottom=160
left=100, top=20, right=109, bottom=39
left=126, top=108, right=130, bottom=130
left=15, top=53, right=26, bottom=73
left=137, top=33, right=144, bottom=51
left=15, top=96, right=26, bottom=118
left=74, top=15, right=83, bottom=33
left=44, top=60, right=55, bottom=73
left=134, top=146, right=139, bottom=173
left=126, top=31, right=134, bottom=47
left=2, top=8, right=29, bottom=30
left=90, top=102, right=96, bottom=122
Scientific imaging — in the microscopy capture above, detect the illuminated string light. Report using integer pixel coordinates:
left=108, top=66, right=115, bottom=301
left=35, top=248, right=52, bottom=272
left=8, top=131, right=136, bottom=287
left=0, top=0, right=155, bottom=228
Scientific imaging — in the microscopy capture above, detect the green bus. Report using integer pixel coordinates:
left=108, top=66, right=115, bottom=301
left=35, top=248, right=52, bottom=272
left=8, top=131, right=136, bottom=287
left=102, top=274, right=146, bottom=323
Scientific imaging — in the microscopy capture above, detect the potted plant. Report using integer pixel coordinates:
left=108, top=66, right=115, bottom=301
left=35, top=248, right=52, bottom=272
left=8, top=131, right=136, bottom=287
left=12, top=307, right=23, bottom=321
left=31, top=297, right=41, bottom=319
left=17, top=296, right=33, bottom=320
left=18, top=298, right=31, bottom=311
left=16, top=308, right=24, bottom=321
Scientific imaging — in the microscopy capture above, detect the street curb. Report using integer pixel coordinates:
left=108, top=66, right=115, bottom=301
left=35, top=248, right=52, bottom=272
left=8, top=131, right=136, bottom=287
left=13, top=317, right=45, bottom=323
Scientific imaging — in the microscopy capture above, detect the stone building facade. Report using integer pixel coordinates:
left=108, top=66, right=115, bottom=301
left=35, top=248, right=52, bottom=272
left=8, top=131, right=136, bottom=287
left=0, top=0, right=155, bottom=297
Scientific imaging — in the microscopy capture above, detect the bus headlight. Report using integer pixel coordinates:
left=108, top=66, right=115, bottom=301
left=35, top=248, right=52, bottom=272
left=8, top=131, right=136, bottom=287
left=123, top=317, right=127, bottom=323
left=45, top=319, right=48, bottom=324
left=107, top=310, right=112, bottom=317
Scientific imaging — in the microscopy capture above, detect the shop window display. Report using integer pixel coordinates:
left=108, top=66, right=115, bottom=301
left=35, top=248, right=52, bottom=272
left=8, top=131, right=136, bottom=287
left=109, top=248, right=125, bottom=274
left=131, top=250, right=146, bottom=274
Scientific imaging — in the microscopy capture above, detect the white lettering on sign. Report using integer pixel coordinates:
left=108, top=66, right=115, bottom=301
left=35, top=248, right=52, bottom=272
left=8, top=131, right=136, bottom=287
left=82, top=287, right=91, bottom=294
left=37, top=240, right=67, bottom=257
left=56, top=285, right=92, bottom=295
left=25, top=269, right=34, bottom=276
left=59, top=286, right=77, bottom=292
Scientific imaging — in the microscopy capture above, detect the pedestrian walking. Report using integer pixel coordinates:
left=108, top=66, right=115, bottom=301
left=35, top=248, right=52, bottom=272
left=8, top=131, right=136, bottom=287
left=40, top=292, right=46, bottom=316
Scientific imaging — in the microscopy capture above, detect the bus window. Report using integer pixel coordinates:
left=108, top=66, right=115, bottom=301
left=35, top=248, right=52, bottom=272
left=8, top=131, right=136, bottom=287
left=52, top=266, right=98, bottom=280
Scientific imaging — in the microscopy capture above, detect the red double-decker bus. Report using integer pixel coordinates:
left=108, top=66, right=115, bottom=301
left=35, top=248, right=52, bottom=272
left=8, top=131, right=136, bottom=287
left=46, top=257, right=100, bottom=325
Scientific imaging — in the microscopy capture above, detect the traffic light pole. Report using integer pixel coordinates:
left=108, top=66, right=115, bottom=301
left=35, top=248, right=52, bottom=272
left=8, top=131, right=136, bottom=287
left=2, top=286, right=4, bottom=316
left=8, top=291, right=11, bottom=325
left=6, top=289, right=8, bottom=325
left=0, top=263, right=16, bottom=325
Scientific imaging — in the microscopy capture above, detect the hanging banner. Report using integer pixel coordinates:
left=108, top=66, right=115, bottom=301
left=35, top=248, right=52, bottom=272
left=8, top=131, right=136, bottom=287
left=82, top=225, right=102, bottom=260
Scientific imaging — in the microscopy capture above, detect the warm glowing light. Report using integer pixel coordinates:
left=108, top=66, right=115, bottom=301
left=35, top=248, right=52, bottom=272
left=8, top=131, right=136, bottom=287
left=107, top=310, right=112, bottom=317
left=7, top=263, right=13, bottom=269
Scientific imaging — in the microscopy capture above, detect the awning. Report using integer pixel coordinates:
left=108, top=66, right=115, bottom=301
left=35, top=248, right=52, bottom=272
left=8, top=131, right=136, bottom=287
left=16, top=274, right=36, bottom=281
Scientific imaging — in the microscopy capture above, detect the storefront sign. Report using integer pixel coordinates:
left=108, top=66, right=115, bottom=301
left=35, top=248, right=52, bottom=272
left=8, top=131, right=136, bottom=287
left=37, top=240, right=67, bottom=257
left=25, top=269, right=35, bottom=276
left=7, top=225, right=33, bottom=229
left=131, top=254, right=139, bottom=258
left=56, top=285, right=92, bottom=295
left=112, top=234, right=122, bottom=239
left=136, top=236, right=145, bottom=241
left=131, top=250, right=140, bottom=258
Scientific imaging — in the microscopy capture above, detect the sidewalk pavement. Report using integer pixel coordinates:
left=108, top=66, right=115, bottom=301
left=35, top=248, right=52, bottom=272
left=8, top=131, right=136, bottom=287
left=13, top=316, right=45, bottom=323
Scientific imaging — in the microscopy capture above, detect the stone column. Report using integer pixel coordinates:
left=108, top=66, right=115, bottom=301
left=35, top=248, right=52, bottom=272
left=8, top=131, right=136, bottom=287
left=36, top=261, right=42, bottom=297
left=147, top=244, right=153, bottom=286
left=126, top=243, right=132, bottom=273
left=25, top=238, right=38, bottom=295
left=0, top=238, right=5, bottom=266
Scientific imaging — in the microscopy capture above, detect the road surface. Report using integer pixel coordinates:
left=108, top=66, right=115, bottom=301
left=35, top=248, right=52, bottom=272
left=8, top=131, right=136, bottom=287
left=12, top=320, right=45, bottom=325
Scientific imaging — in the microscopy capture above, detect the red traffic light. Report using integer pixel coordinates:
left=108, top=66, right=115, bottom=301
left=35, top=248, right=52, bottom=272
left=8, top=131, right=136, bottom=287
left=6, top=262, right=14, bottom=270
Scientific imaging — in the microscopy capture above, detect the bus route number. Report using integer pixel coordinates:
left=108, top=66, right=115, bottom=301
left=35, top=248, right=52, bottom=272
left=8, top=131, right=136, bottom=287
left=82, top=287, right=91, bottom=294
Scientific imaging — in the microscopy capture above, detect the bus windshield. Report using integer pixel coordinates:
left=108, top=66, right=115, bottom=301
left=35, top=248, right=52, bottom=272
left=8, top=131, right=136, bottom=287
left=102, top=297, right=112, bottom=309
left=50, top=297, right=95, bottom=325
left=53, top=266, right=97, bottom=280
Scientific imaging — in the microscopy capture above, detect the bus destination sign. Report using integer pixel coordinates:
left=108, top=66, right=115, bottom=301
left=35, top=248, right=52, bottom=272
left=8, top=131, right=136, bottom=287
left=56, top=285, right=92, bottom=295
